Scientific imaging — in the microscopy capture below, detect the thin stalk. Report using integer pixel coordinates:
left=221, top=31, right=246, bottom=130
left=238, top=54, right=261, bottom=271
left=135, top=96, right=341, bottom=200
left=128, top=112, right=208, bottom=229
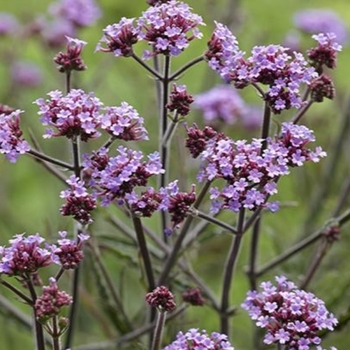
left=157, top=180, right=211, bottom=285
left=194, top=210, right=238, bottom=235
left=256, top=208, right=350, bottom=277
left=27, top=149, right=74, bottom=170
left=260, top=102, right=271, bottom=152
left=332, top=176, right=350, bottom=217
left=299, top=239, right=329, bottom=290
left=71, top=136, right=81, bottom=178
left=161, top=111, right=180, bottom=147
left=130, top=212, right=156, bottom=291
left=151, top=310, right=167, bottom=350
left=220, top=208, right=245, bottom=335
left=247, top=217, right=260, bottom=291
left=52, top=316, right=61, bottom=350
left=26, top=275, right=46, bottom=350
left=131, top=53, right=163, bottom=81
left=0, top=279, right=33, bottom=305
left=159, top=55, right=171, bottom=240
left=66, top=71, right=71, bottom=94
left=169, top=55, right=204, bottom=81
left=291, top=100, right=313, bottom=124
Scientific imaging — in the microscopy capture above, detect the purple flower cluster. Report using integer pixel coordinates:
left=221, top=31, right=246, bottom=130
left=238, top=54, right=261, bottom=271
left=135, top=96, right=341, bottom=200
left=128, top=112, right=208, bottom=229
left=0, top=234, right=52, bottom=276
left=242, top=276, right=338, bottom=349
left=0, top=12, right=19, bottom=36
left=54, top=36, right=87, bottom=73
left=49, top=0, right=101, bottom=28
left=11, top=61, right=43, bottom=87
left=51, top=231, right=89, bottom=269
left=83, top=146, right=164, bottom=206
left=192, top=122, right=325, bottom=214
left=166, top=84, right=194, bottom=117
left=163, top=328, right=234, bottom=350
left=308, top=33, right=342, bottom=71
left=101, top=102, right=148, bottom=141
left=205, top=21, right=243, bottom=76
left=193, top=85, right=247, bottom=125
left=206, top=23, right=321, bottom=114
left=35, top=89, right=148, bottom=143
left=145, top=285, right=176, bottom=312
left=35, top=277, right=72, bottom=322
left=96, top=18, right=139, bottom=57
left=294, top=9, right=348, bottom=45
left=126, top=187, right=163, bottom=217
left=137, top=0, right=204, bottom=59
left=0, top=109, right=30, bottom=163
left=35, top=89, right=103, bottom=141
left=60, top=175, right=96, bottom=225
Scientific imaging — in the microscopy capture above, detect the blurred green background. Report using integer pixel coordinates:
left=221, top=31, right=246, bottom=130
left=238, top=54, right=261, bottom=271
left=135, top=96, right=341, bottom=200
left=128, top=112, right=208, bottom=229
left=0, top=0, right=350, bottom=349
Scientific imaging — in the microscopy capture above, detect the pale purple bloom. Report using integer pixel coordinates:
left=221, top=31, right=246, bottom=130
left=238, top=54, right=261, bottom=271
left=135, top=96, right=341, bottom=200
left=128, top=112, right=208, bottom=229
left=242, top=276, right=338, bottom=349
left=40, top=17, right=76, bottom=48
left=294, top=9, right=348, bottom=44
left=194, top=85, right=247, bottom=125
left=11, top=61, right=42, bottom=87
left=163, top=328, right=234, bottom=350
left=0, top=110, right=30, bottom=163
left=49, top=0, right=101, bottom=27
left=137, top=0, right=205, bottom=59
left=0, top=12, right=19, bottom=35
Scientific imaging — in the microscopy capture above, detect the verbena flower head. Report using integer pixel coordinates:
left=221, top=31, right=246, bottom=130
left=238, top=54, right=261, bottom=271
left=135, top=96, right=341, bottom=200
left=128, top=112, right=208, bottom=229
left=35, top=277, right=72, bottom=322
left=242, top=276, right=338, bottom=349
left=84, top=146, right=164, bottom=206
left=205, top=21, right=243, bottom=77
left=97, top=18, right=139, bottom=57
left=206, top=25, right=318, bottom=114
left=11, top=61, right=43, bottom=87
left=147, top=0, right=171, bottom=6
left=196, top=122, right=325, bottom=214
left=160, top=180, right=196, bottom=234
left=49, top=0, right=101, bottom=28
left=35, top=89, right=103, bottom=141
left=125, top=187, right=163, bottom=217
left=294, top=9, right=348, bottom=45
left=101, top=102, right=148, bottom=141
left=137, top=0, right=205, bottom=59
left=60, top=175, right=96, bottom=225
left=146, top=285, right=176, bottom=312
left=51, top=231, right=89, bottom=269
left=54, top=36, right=87, bottom=73
left=166, top=84, right=194, bottom=117
left=309, top=74, right=335, bottom=102
left=0, top=12, right=19, bottom=36
left=193, top=85, right=247, bottom=125
left=182, top=287, right=205, bottom=306
left=0, top=109, right=30, bottom=163
left=308, top=33, right=342, bottom=70
left=163, top=328, right=234, bottom=350
left=0, top=234, right=52, bottom=276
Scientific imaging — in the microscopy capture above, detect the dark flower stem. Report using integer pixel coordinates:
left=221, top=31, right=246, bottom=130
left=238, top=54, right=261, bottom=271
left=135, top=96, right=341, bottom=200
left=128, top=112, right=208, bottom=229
left=130, top=212, right=156, bottom=291
left=151, top=310, right=167, bottom=350
left=159, top=55, right=171, bottom=240
left=255, top=208, right=350, bottom=277
left=161, top=111, right=180, bottom=147
left=27, top=149, right=74, bottom=171
left=25, top=274, right=46, bottom=350
left=52, top=316, right=60, bottom=350
left=169, top=55, right=204, bottom=81
left=66, top=71, right=71, bottom=94
left=0, top=279, right=33, bottom=305
left=158, top=180, right=211, bottom=285
left=220, top=208, right=245, bottom=336
left=65, top=135, right=82, bottom=349
left=247, top=217, right=260, bottom=291
left=54, top=267, right=65, bottom=282
left=194, top=210, right=238, bottom=235
left=299, top=238, right=330, bottom=290
left=291, top=100, right=313, bottom=124
left=260, top=102, right=271, bottom=153
left=131, top=53, right=163, bottom=81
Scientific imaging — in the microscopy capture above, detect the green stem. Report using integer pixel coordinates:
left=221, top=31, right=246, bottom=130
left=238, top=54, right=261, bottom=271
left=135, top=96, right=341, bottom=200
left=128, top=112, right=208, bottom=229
left=169, top=55, right=204, bottom=81
left=291, top=100, right=313, bottom=124
left=0, top=279, right=33, bottom=305
left=130, top=212, right=156, bottom=291
left=194, top=210, right=238, bottom=235
left=157, top=180, right=211, bottom=285
left=131, top=53, right=163, bottom=81
left=220, top=208, right=245, bottom=336
left=151, top=310, right=167, bottom=350
left=52, top=316, right=61, bottom=350
left=27, top=149, right=74, bottom=170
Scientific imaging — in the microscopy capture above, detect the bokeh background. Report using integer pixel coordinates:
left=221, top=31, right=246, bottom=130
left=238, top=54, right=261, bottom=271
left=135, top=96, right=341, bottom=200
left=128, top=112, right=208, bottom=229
left=0, top=0, right=350, bottom=349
